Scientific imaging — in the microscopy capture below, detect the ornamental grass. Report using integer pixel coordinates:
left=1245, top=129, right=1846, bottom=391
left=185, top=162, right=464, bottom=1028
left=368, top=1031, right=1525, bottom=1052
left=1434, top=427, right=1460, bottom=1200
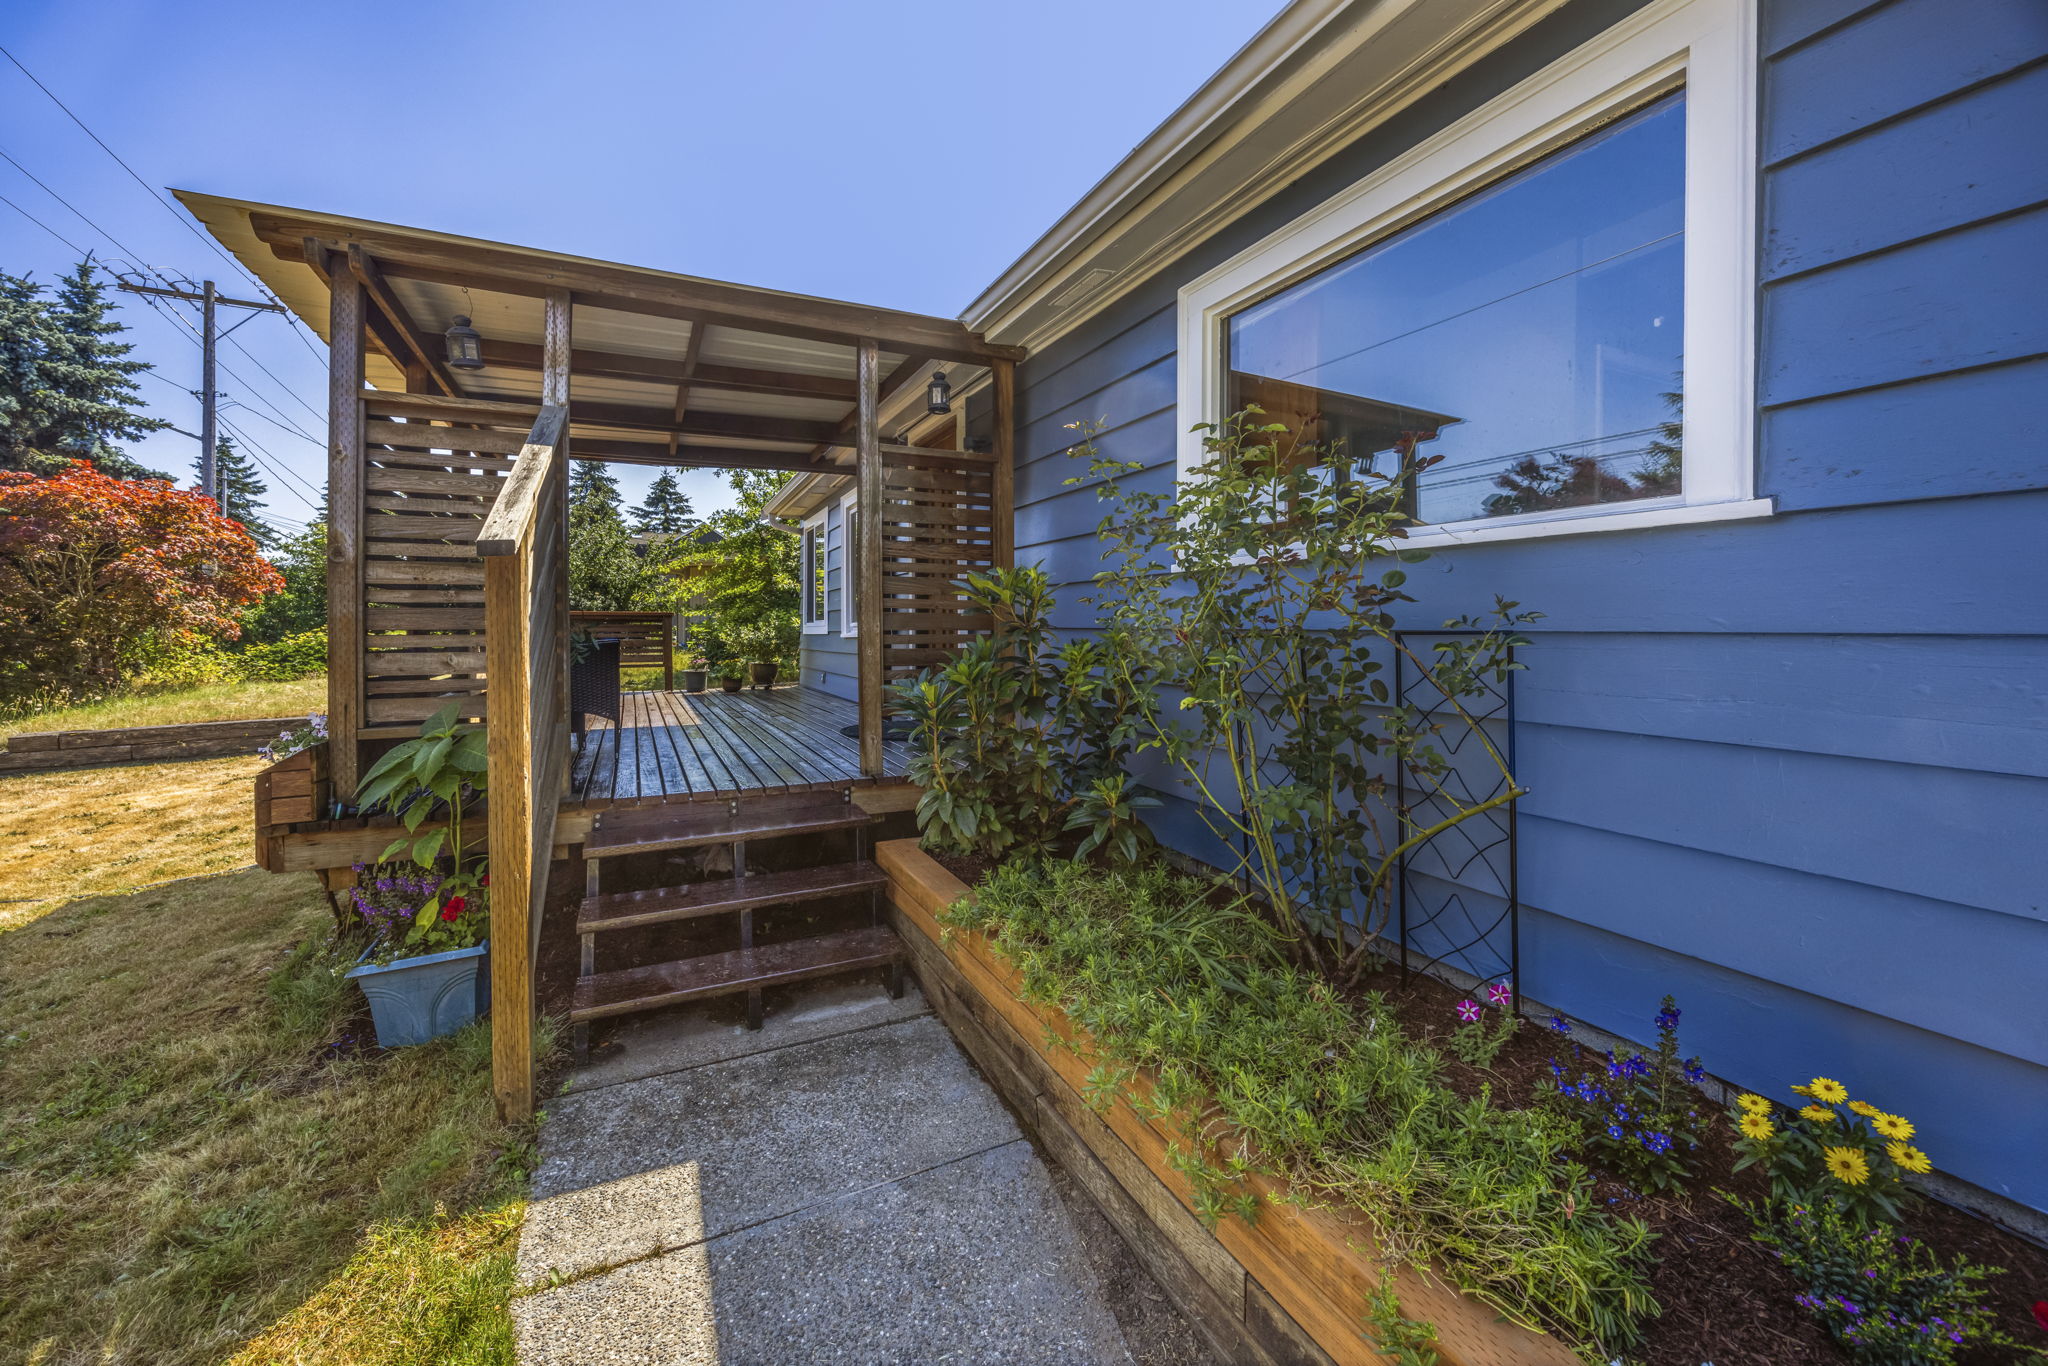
left=946, top=858, right=1659, bottom=1359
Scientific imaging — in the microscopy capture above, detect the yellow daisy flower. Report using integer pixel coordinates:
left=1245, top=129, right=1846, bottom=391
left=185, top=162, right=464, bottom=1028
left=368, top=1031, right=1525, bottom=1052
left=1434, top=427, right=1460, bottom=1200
left=1739, top=1113, right=1775, bottom=1141
left=1846, top=1100, right=1879, bottom=1118
left=1807, top=1077, right=1849, bottom=1105
left=1823, top=1146, right=1871, bottom=1186
left=1872, top=1112, right=1915, bottom=1141
left=1790, top=1083, right=1812, bottom=1097
left=1887, top=1142, right=1931, bottom=1175
left=1799, top=1105, right=1839, bottom=1124
left=1737, top=1092, right=1772, bottom=1115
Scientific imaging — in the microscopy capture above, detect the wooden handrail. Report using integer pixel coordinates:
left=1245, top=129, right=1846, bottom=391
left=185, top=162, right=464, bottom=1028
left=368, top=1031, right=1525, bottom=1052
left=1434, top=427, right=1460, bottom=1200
left=482, top=398, right=571, bottom=1123
left=477, top=404, right=568, bottom=556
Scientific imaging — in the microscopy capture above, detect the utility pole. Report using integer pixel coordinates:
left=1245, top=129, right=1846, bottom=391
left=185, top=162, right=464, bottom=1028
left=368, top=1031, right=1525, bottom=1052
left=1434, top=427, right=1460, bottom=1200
left=116, top=278, right=287, bottom=501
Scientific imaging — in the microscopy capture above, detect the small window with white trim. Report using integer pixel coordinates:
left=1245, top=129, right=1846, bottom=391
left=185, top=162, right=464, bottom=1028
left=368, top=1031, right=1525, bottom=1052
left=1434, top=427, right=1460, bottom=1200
left=839, top=493, right=859, bottom=637
left=800, top=519, right=826, bottom=633
left=1177, top=0, right=1763, bottom=546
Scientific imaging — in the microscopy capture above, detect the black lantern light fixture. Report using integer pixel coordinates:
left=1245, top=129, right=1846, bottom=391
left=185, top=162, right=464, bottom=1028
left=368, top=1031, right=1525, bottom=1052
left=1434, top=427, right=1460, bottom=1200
left=925, top=368, right=952, bottom=415
left=444, top=315, right=485, bottom=370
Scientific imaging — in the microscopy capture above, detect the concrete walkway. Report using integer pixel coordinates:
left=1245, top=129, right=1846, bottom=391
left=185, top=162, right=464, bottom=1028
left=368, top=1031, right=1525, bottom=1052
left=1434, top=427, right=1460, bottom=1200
left=513, top=980, right=1206, bottom=1366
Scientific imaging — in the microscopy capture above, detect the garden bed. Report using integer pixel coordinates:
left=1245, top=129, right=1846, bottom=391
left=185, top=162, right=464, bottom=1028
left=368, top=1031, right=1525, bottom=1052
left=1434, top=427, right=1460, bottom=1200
left=879, top=837, right=1581, bottom=1366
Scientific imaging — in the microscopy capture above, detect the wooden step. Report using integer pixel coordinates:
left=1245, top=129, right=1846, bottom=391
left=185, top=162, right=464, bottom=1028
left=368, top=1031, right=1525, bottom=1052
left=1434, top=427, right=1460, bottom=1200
left=584, top=793, right=873, bottom=858
left=577, top=861, right=887, bottom=935
left=571, top=925, right=901, bottom=1022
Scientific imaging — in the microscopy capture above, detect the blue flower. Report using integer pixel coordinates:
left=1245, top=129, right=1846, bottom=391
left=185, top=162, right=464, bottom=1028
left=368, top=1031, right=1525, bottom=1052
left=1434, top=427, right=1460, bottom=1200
left=1682, top=1059, right=1706, bottom=1084
left=1640, top=1131, right=1673, bottom=1155
left=1548, top=1014, right=1571, bottom=1034
left=1605, top=1123, right=1624, bottom=1141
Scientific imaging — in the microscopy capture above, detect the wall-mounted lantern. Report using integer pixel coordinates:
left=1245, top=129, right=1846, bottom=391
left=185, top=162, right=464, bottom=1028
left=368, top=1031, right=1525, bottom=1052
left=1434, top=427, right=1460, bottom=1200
left=926, top=368, right=952, bottom=415
left=444, top=315, right=485, bottom=370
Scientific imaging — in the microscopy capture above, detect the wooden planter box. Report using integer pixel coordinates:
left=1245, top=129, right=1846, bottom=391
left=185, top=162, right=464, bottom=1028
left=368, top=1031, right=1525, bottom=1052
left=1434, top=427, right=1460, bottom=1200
left=877, top=838, right=1580, bottom=1366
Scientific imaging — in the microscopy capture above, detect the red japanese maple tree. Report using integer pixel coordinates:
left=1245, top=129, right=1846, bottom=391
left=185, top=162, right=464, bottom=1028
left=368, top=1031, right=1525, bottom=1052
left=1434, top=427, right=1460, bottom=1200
left=0, top=460, right=282, bottom=701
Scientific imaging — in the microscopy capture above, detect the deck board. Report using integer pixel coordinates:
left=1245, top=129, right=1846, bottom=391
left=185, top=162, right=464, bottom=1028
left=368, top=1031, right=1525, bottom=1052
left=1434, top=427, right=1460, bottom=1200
left=567, top=685, right=905, bottom=807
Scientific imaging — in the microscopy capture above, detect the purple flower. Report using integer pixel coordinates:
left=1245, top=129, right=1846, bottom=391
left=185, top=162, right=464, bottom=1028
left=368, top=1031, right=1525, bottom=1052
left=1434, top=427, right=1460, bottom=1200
left=1655, top=1004, right=1681, bottom=1030
left=1682, top=1058, right=1706, bottom=1084
left=1486, top=981, right=1512, bottom=1008
left=1455, top=999, right=1481, bottom=1023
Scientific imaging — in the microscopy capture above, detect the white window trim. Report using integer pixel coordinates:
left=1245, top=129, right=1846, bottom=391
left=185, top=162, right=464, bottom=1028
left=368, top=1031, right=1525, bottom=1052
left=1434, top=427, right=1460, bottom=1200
left=838, top=490, right=860, bottom=638
left=800, top=514, right=828, bottom=635
left=1174, top=0, right=1768, bottom=550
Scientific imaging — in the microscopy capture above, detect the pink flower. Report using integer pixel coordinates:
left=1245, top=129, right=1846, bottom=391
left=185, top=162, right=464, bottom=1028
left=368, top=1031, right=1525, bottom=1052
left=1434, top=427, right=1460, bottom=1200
left=1487, top=981, right=1513, bottom=1008
left=1455, top=999, right=1481, bottom=1023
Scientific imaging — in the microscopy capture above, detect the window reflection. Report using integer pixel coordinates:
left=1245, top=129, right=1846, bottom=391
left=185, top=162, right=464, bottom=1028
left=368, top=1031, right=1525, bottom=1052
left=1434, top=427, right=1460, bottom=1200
left=1226, top=92, right=1686, bottom=525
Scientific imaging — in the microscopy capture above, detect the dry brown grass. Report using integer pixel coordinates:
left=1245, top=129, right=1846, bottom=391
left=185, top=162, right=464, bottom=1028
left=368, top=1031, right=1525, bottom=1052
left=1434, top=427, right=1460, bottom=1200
left=0, top=675, right=327, bottom=746
left=0, top=743, right=544, bottom=1366
left=0, top=756, right=267, bottom=930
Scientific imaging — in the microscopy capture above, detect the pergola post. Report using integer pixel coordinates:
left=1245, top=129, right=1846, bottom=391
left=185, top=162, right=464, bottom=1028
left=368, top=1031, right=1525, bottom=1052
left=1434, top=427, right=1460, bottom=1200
left=990, top=359, right=1016, bottom=571
left=855, top=337, right=883, bottom=778
left=325, top=254, right=366, bottom=799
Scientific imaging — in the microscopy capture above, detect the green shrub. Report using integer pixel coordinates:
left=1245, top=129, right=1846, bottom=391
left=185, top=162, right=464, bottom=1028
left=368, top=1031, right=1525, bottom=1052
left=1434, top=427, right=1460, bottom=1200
left=127, top=631, right=234, bottom=691
left=946, top=859, right=1658, bottom=1356
left=234, top=628, right=327, bottom=682
left=1727, top=1197, right=2036, bottom=1364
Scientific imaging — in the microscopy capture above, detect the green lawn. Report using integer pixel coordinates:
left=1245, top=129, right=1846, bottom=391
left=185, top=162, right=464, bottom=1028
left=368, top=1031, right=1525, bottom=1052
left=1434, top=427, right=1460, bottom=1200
left=0, top=738, right=546, bottom=1365
left=0, top=674, right=328, bottom=746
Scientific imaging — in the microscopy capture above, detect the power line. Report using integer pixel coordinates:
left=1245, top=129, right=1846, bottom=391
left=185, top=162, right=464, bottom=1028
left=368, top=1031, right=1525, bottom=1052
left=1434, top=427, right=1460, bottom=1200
left=0, top=143, right=151, bottom=266
left=0, top=188, right=87, bottom=255
left=0, top=42, right=329, bottom=364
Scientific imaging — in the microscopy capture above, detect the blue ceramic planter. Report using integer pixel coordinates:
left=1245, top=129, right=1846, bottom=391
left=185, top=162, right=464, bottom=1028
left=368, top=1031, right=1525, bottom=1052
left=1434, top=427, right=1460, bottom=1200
left=347, top=941, right=490, bottom=1047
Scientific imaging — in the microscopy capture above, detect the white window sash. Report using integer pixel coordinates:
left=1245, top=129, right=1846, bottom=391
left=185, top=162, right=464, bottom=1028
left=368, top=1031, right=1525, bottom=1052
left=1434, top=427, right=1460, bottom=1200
left=1174, top=0, right=1766, bottom=547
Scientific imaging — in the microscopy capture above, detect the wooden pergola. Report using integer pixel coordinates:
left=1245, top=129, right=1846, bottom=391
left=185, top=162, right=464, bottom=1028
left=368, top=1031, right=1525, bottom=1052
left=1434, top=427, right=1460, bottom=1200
left=182, top=193, right=1023, bottom=1117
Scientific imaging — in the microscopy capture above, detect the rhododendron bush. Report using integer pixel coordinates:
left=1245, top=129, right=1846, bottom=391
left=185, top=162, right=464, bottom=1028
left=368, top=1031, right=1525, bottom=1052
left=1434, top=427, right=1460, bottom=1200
left=0, top=459, right=281, bottom=703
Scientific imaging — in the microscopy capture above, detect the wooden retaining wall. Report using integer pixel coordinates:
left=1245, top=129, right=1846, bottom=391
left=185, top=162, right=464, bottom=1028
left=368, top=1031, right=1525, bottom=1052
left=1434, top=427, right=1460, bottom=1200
left=0, top=716, right=305, bottom=774
left=877, top=838, right=1581, bottom=1366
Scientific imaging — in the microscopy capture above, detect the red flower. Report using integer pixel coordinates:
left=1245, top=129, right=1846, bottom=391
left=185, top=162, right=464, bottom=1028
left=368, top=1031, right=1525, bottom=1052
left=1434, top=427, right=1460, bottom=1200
left=441, top=895, right=466, bottom=922
left=2032, top=1300, right=2048, bottom=1334
left=479, top=873, right=489, bottom=888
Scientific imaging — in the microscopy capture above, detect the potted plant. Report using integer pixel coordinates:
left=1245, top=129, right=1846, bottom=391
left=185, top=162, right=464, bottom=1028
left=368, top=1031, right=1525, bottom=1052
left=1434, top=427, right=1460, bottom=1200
left=736, top=623, right=782, bottom=689
left=720, top=669, right=746, bottom=693
left=679, top=656, right=709, bottom=693
left=343, top=703, right=492, bottom=1047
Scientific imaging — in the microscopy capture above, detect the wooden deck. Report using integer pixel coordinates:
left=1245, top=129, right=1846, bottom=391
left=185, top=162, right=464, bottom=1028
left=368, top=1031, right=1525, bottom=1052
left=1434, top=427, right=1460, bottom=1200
left=566, top=685, right=911, bottom=806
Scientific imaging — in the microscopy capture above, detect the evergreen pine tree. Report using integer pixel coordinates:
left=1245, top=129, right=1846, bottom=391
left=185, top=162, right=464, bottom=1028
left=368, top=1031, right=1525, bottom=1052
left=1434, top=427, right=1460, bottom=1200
left=36, top=258, right=170, bottom=478
left=568, top=459, right=623, bottom=512
left=0, top=269, right=62, bottom=474
left=630, top=469, right=697, bottom=536
left=197, top=437, right=278, bottom=547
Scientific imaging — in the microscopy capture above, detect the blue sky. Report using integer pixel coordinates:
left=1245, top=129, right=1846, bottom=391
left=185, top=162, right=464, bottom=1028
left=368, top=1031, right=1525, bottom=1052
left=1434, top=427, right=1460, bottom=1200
left=0, top=0, right=1276, bottom=525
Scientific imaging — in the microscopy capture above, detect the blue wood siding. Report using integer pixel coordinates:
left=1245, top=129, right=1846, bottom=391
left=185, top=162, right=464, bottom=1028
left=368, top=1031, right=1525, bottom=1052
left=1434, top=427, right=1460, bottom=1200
left=798, top=499, right=858, bottom=700
left=1008, top=0, right=2048, bottom=1210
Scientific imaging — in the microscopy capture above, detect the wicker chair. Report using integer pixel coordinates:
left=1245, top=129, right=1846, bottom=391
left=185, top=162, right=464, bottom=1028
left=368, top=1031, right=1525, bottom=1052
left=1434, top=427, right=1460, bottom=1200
left=569, top=638, right=621, bottom=736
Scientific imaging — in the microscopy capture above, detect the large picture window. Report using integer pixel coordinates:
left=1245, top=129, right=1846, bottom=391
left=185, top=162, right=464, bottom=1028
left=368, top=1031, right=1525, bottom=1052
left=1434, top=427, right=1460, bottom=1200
left=1226, top=94, right=1685, bottom=527
left=1177, top=0, right=1762, bottom=547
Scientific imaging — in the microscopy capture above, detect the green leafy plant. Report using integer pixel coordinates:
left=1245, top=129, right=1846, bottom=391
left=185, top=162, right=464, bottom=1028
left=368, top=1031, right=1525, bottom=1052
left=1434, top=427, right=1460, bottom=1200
left=1362, top=1274, right=1442, bottom=1366
left=944, top=859, right=1657, bottom=1356
left=355, top=702, right=490, bottom=951
left=1727, top=1075, right=1928, bottom=1225
left=1070, top=410, right=1537, bottom=985
left=232, top=626, right=326, bottom=681
left=1725, top=1196, right=2040, bottom=1364
left=1064, top=773, right=1160, bottom=867
left=1539, top=996, right=1710, bottom=1194
left=896, top=565, right=1146, bottom=862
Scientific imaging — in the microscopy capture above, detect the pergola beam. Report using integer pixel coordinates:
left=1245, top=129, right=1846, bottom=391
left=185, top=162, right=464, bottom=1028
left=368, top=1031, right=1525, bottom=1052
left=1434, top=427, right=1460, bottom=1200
left=347, top=245, right=459, bottom=398
left=254, top=215, right=1023, bottom=364
left=474, top=339, right=858, bottom=400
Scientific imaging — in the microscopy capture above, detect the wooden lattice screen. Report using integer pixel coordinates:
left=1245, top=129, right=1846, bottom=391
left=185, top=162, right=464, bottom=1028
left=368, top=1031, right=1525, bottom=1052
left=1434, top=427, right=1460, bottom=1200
left=354, top=392, right=543, bottom=742
left=874, top=444, right=998, bottom=689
